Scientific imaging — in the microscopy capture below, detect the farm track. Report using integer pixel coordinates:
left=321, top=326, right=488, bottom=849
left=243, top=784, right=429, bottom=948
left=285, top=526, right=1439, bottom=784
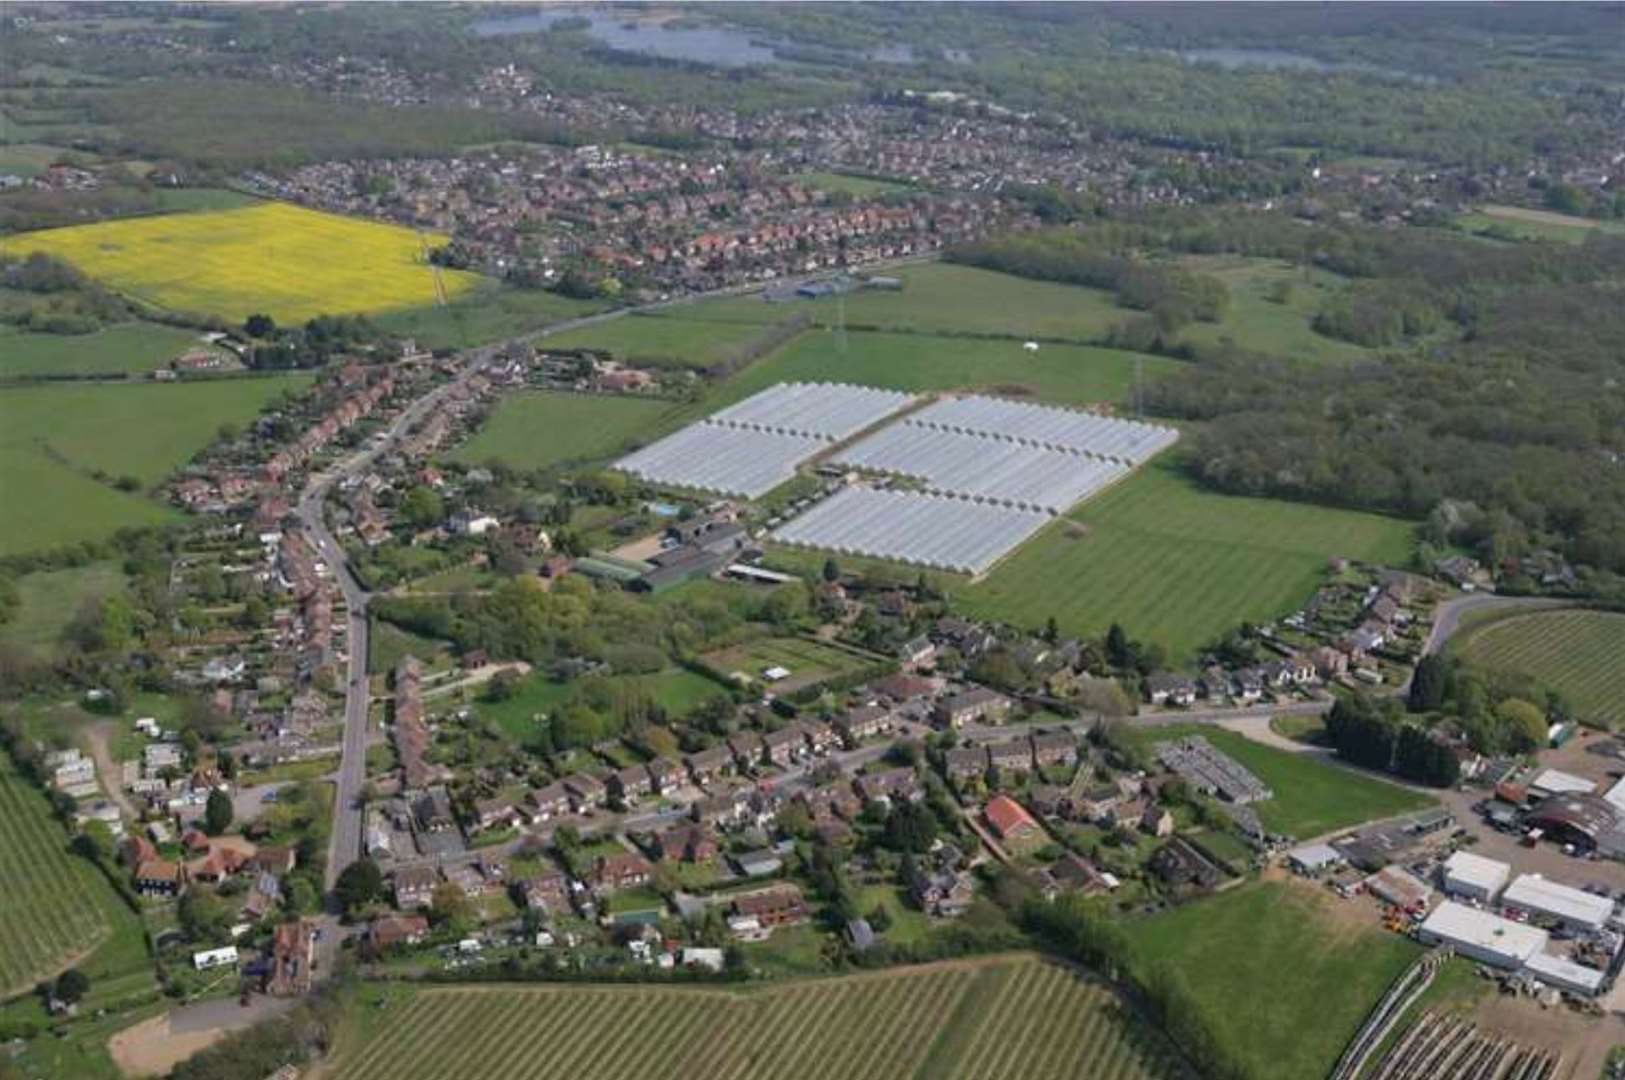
left=332, top=957, right=1182, bottom=1080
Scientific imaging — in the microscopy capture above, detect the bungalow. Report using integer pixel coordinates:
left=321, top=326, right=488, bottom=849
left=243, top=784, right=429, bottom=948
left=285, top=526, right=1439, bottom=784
left=935, top=687, right=1010, bottom=729
left=984, top=795, right=1042, bottom=845
left=645, top=757, right=684, bottom=794
left=986, top=739, right=1031, bottom=773
left=370, top=914, right=429, bottom=950
left=684, top=746, right=734, bottom=786
left=1031, top=732, right=1077, bottom=768
left=856, top=768, right=922, bottom=806
left=610, top=765, right=652, bottom=805
left=943, top=747, right=989, bottom=780
left=561, top=773, right=607, bottom=813
left=135, top=859, right=184, bottom=897
left=731, top=885, right=807, bottom=930
left=593, top=851, right=654, bottom=893
left=1145, top=674, right=1197, bottom=707
left=394, top=866, right=439, bottom=909
left=525, top=782, right=572, bottom=823
left=835, top=705, right=891, bottom=747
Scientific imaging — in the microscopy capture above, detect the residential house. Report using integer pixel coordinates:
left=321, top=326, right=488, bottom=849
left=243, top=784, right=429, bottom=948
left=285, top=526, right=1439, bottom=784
left=684, top=746, right=734, bottom=786
left=645, top=757, right=684, bottom=794
left=1028, top=785, right=1076, bottom=819
left=521, top=871, right=569, bottom=913
left=796, top=720, right=841, bottom=756
left=472, top=798, right=517, bottom=833
left=1145, top=674, right=1197, bottom=707
left=692, top=790, right=752, bottom=829
left=731, top=885, right=807, bottom=930
left=525, top=782, right=572, bottom=823
left=984, top=795, right=1042, bottom=845
left=935, top=687, right=1010, bottom=729
left=1141, top=805, right=1175, bottom=838
left=943, top=747, right=989, bottom=780
left=1031, top=732, right=1077, bottom=768
left=656, top=824, right=718, bottom=863
left=1042, top=853, right=1111, bottom=898
left=912, top=871, right=974, bottom=917
left=856, top=768, right=922, bottom=806
left=243, top=871, right=282, bottom=921
left=135, top=859, right=184, bottom=897
left=835, top=705, right=891, bottom=747
left=1075, top=785, right=1124, bottom=823
left=369, top=914, right=429, bottom=950
left=610, top=765, right=653, bottom=806
left=394, top=866, right=439, bottom=909
left=562, top=773, right=607, bottom=813
left=593, top=851, right=654, bottom=893
left=761, top=727, right=804, bottom=768
left=414, top=788, right=456, bottom=833
left=987, top=739, right=1031, bottom=773
left=898, top=635, right=936, bottom=669
left=268, top=919, right=316, bottom=997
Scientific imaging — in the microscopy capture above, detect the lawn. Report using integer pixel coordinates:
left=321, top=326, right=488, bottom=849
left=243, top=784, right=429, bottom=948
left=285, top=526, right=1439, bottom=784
left=0, top=751, right=147, bottom=998
left=0, top=321, right=206, bottom=378
left=707, top=328, right=1181, bottom=412
left=329, top=955, right=1181, bottom=1080
left=0, top=201, right=483, bottom=323
left=538, top=311, right=787, bottom=371
left=478, top=668, right=729, bottom=741
left=790, top=170, right=917, bottom=198
left=1453, top=609, right=1625, bottom=730
left=958, top=461, right=1416, bottom=661
left=699, top=636, right=875, bottom=694
left=369, top=620, right=453, bottom=676
left=448, top=391, right=684, bottom=471
left=0, top=375, right=309, bottom=555
left=374, top=282, right=605, bottom=352
left=0, top=561, right=126, bottom=660
left=1124, top=879, right=1421, bottom=1080
left=1126, top=725, right=1435, bottom=839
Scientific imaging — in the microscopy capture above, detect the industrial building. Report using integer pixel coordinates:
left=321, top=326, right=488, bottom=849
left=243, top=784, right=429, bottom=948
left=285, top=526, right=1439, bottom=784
left=1418, top=901, right=1548, bottom=968
left=1501, top=874, right=1615, bottom=933
left=1441, top=851, right=1511, bottom=904
left=1522, top=950, right=1607, bottom=996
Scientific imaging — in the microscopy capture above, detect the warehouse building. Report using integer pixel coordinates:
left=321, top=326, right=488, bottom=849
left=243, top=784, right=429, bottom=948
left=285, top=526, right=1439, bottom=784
left=1522, top=950, right=1606, bottom=997
left=1501, top=874, right=1614, bottom=933
left=1441, top=851, right=1511, bottom=904
left=1418, top=901, right=1548, bottom=969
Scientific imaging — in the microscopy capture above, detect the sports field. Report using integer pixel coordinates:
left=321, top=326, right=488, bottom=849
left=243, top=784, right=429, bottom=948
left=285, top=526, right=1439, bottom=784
left=1454, top=609, right=1625, bottom=729
left=960, top=461, right=1416, bottom=660
left=449, top=391, right=683, bottom=471
left=0, top=201, right=482, bottom=323
left=0, top=753, right=127, bottom=995
left=0, top=322, right=207, bottom=378
left=0, top=376, right=309, bottom=555
left=1121, top=725, right=1434, bottom=838
left=332, top=956, right=1184, bottom=1080
left=711, top=328, right=1180, bottom=410
left=1125, top=880, right=1421, bottom=1080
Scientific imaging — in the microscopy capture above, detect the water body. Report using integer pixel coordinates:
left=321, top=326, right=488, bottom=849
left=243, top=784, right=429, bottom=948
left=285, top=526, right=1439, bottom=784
left=470, top=8, right=939, bottom=69
left=1179, top=46, right=1426, bottom=82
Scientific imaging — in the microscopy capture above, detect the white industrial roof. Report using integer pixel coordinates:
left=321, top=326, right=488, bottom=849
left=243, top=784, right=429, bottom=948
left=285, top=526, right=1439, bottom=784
left=1502, top=874, right=1614, bottom=929
left=1420, top=901, right=1548, bottom=964
left=1522, top=950, right=1605, bottom=994
left=1603, top=777, right=1625, bottom=816
left=1286, top=843, right=1343, bottom=871
left=1531, top=769, right=1596, bottom=796
left=1443, top=850, right=1511, bottom=893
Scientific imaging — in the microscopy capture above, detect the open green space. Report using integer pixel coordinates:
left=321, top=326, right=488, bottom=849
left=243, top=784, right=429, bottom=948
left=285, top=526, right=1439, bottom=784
left=369, top=620, right=453, bottom=676
left=538, top=311, right=783, bottom=371
left=449, top=391, right=684, bottom=472
left=710, top=328, right=1180, bottom=411
left=329, top=955, right=1180, bottom=1080
left=958, top=460, right=1415, bottom=661
left=374, top=283, right=605, bottom=352
left=0, top=752, right=145, bottom=997
left=1173, top=256, right=1377, bottom=364
left=0, top=321, right=206, bottom=378
left=1453, top=609, right=1625, bottom=729
left=0, top=375, right=310, bottom=555
left=0, top=561, right=126, bottom=660
left=698, top=636, right=876, bottom=694
left=1124, top=879, right=1420, bottom=1080
left=1121, top=725, right=1435, bottom=838
left=1456, top=205, right=1625, bottom=245
left=477, top=668, right=728, bottom=741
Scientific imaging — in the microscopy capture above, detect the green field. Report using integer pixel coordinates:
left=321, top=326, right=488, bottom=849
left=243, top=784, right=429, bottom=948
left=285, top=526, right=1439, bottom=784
left=478, top=668, right=729, bottom=741
left=959, top=461, right=1416, bottom=661
left=1173, top=256, right=1376, bottom=364
left=1456, top=204, right=1625, bottom=245
left=0, top=753, right=138, bottom=996
left=0, top=321, right=206, bottom=378
left=332, top=956, right=1183, bottom=1080
left=1124, top=726, right=1434, bottom=838
left=0, top=562, right=126, bottom=660
left=699, top=636, right=876, bottom=693
left=0, top=201, right=482, bottom=324
left=1454, top=609, right=1625, bottom=729
left=375, top=283, right=605, bottom=353
left=449, top=391, right=684, bottom=471
left=1125, top=880, right=1420, bottom=1080
left=539, top=311, right=787, bottom=371
left=0, top=375, right=309, bottom=555
left=711, top=328, right=1180, bottom=410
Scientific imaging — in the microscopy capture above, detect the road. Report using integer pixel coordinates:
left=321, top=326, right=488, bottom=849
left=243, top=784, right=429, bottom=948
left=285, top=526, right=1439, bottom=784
left=1420, top=592, right=1569, bottom=656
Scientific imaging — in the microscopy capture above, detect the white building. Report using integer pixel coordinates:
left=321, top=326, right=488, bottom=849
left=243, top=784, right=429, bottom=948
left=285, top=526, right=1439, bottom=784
left=1418, top=901, right=1547, bottom=968
left=1441, top=851, right=1511, bottom=904
left=192, top=946, right=239, bottom=971
left=1530, top=769, right=1595, bottom=799
left=1501, top=874, right=1614, bottom=933
left=449, top=511, right=500, bottom=536
left=1522, top=950, right=1606, bottom=997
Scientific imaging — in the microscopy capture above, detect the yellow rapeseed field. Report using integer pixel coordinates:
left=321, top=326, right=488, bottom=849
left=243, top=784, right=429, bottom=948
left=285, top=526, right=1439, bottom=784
left=0, top=200, right=482, bottom=324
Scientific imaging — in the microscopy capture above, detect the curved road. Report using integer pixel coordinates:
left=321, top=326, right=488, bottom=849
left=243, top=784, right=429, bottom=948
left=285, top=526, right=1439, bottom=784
left=1420, top=592, right=1570, bottom=657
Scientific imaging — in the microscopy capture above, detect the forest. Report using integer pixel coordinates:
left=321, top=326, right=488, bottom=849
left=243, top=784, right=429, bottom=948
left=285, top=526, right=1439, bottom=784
left=948, top=215, right=1625, bottom=585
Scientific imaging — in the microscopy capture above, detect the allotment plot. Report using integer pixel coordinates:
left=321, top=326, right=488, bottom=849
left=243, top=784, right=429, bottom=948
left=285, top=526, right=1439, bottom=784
left=614, top=381, right=915, bottom=497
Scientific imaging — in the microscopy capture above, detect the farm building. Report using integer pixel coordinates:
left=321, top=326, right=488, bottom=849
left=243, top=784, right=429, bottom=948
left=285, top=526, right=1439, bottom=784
left=1418, top=901, right=1548, bottom=969
left=1367, top=867, right=1431, bottom=913
left=1285, top=843, right=1344, bottom=876
left=1525, top=794, right=1620, bottom=853
left=1530, top=769, right=1596, bottom=799
left=1522, top=950, right=1606, bottom=997
left=1441, top=851, right=1511, bottom=903
left=1501, top=874, right=1614, bottom=933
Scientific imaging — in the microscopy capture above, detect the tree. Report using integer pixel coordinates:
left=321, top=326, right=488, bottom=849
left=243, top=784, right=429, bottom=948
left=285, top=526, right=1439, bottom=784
left=399, top=485, right=445, bottom=529
left=179, top=889, right=232, bottom=943
left=883, top=800, right=938, bottom=854
left=821, top=558, right=840, bottom=584
left=334, top=857, right=384, bottom=916
left=1408, top=654, right=1449, bottom=712
left=1105, top=623, right=1132, bottom=669
left=204, top=788, right=233, bottom=836
left=1496, top=698, right=1548, bottom=752
left=244, top=313, right=277, bottom=338
left=53, top=970, right=89, bottom=1005
left=431, top=882, right=477, bottom=935
left=1044, top=615, right=1059, bottom=644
